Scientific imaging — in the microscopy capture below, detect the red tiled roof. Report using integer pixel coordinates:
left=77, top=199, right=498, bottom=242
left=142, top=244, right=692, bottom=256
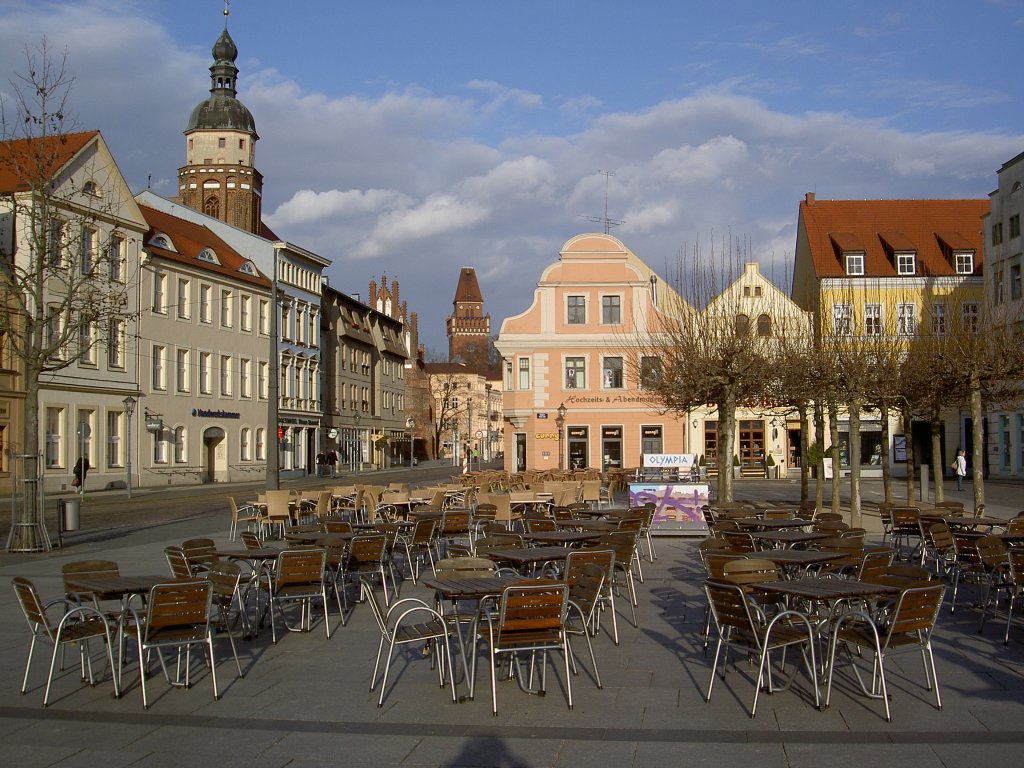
left=0, top=131, right=98, bottom=193
left=799, top=197, right=989, bottom=278
left=139, top=204, right=271, bottom=289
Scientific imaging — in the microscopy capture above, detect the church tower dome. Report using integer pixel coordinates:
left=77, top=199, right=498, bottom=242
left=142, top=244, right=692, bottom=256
left=178, top=7, right=263, bottom=234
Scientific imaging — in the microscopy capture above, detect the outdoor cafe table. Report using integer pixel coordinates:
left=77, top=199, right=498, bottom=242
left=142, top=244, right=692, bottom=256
left=408, top=509, right=445, bottom=521
left=732, top=517, right=812, bottom=531
left=420, top=574, right=525, bottom=699
left=63, top=574, right=169, bottom=600
left=479, top=546, right=574, bottom=574
left=554, top=519, right=617, bottom=532
left=753, top=549, right=843, bottom=578
left=520, top=530, right=603, bottom=546
left=938, top=515, right=1009, bottom=532
left=284, top=530, right=357, bottom=545
left=750, top=530, right=831, bottom=548
left=752, top=576, right=900, bottom=609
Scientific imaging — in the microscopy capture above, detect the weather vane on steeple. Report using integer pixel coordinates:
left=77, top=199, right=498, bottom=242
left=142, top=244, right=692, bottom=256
left=224, top=0, right=230, bottom=24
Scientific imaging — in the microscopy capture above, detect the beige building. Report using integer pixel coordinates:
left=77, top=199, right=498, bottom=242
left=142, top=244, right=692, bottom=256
left=136, top=203, right=272, bottom=486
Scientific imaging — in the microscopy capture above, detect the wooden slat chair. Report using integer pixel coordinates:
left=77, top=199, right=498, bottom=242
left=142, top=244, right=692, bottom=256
left=565, top=549, right=619, bottom=644
left=593, top=532, right=640, bottom=629
left=259, top=490, right=294, bottom=540
left=118, top=579, right=217, bottom=709
left=950, top=534, right=1006, bottom=615
left=12, top=576, right=120, bottom=706
left=164, top=546, right=194, bottom=579
left=181, top=537, right=219, bottom=575
left=342, top=534, right=392, bottom=607
left=399, top=518, right=438, bottom=584
left=564, top=563, right=605, bottom=689
left=206, top=560, right=247, bottom=677
left=264, top=548, right=331, bottom=643
left=889, top=506, right=922, bottom=562
left=472, top=581, right=574, bottom=715
left=824, top=583, right=946, bottom=721
left=704, top=578, right=820, bottom=718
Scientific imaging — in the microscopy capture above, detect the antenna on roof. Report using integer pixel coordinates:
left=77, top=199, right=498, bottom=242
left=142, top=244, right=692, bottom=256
left=581, top=169, right=625, bottom=234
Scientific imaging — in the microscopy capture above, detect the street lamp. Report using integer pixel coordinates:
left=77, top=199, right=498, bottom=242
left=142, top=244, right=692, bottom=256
left=555, top=402, right=567, bottom=471
left=405, top=417, right=415, bottom=467
left=122, top=395, right=136, bottom=499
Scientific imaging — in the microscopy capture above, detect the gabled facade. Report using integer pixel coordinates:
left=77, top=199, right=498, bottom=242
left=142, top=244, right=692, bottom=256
left=137, top=203, right=272, bottom=485
left=496, top=233, right=688, bottom=473
left=984, top=152, right=1024, bottom=480
left=321, top=286, right=410, bottom=470
left=792, top=193, right=988, bottom=474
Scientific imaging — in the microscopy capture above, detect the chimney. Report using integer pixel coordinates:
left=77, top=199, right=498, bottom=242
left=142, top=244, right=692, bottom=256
left=805, top=192, right=816, bottom=206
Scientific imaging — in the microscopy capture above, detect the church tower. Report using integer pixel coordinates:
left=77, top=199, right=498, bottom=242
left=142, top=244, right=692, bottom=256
left=446, top=267, right=491, bottom=372
left=178, top=9, right=263, bottom=234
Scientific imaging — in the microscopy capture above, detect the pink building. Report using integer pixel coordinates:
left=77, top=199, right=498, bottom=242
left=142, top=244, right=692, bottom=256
left=495, top=233, right=689, bottom=472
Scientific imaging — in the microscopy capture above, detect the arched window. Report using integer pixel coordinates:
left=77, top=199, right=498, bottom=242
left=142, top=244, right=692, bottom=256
left=173, top=426, right=187, bottom=463
left=756, top=314, right=772, bottom=337
left=735, top=314, right=750, bottom=336
left=255, top=427, right=265, bottom=461
left=240, top=427, right=251, bottom=462
left=204, top=196, right=220, bottom=218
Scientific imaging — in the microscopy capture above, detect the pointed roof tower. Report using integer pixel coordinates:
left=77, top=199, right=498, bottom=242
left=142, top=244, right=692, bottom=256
left=447, top=267, right=491, bottom=372
left=178, top=4, right=263, bottom=234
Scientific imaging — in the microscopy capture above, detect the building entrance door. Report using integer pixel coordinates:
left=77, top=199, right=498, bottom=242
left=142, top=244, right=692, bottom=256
left=641, top=425, right=663, bottom=461
left=739, top=420, right=765, bottom=469
left=601, top=426, right=623, bottom=470
left=515, top=433, right=526, bottom=472
left=567, top=426, right=589, bottom=470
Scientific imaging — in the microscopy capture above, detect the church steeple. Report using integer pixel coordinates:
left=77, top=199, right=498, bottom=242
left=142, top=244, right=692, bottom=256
left=447, top=267, right=491, bottom=372
left=178, top=8, right=263, bottom=234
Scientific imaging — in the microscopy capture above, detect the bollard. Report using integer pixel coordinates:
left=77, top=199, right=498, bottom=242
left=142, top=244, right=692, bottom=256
left=62, top=498, right=81, bottom=531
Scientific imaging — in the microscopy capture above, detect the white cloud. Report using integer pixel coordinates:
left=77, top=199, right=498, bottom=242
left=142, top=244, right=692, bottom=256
left=268, top=188, right=413, bottom=227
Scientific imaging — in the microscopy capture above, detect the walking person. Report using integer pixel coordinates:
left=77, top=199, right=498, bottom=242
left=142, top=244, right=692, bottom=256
left=953, top=449, right=967, bottom=492
left=315, top=451, right=326, bottom=478
left=326, top=449, right=337, bottom=479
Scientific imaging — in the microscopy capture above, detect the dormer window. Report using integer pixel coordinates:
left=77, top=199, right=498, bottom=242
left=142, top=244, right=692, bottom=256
left=844, top=252, right=865, bottom=276
left=150, top=233, right=174, bottom=251
left=954, top=252, right=975, bottom=275
left=197, top=248, right=219, bottom=264
left=896, top=252, right=916, bottom=275
left=238, top=260, right=257, bottom=276
left=82, top=180, right=99, bottom=196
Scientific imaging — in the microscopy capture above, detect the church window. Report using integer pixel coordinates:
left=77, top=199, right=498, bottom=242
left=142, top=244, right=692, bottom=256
left=204, top=196, right=220, bottom=218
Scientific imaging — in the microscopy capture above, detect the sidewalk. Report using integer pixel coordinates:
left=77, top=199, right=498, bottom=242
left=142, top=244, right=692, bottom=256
left=0, top=475, right=1022, bottom=767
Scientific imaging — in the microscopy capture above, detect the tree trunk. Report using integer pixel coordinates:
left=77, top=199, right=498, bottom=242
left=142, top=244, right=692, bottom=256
left=798, top=401, right=810, bottom=504
left=902, top=402, right=915, bottom=503
left=717, top=391, right=737, bottom=503
left=828, top=399, right=841, bottom=515
left=970, top=371, right=985, bottom=511
left=849, top=399, right=862, bottom=527
left=879, top=401, right=893, bottom=503
left=814, top=400, right=825, bottom=509
left=930, top=416, right=944, bottom=504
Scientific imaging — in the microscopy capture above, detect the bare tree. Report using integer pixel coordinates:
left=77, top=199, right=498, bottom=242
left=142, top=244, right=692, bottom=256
left=0, top=42, right=134, bottom=550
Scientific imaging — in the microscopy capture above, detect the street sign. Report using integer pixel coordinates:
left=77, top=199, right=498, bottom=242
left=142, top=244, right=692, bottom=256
left=475, top=430, right=485, bottom=439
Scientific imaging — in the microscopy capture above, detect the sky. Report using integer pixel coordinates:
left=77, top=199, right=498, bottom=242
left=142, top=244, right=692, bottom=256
left=2, top=0, right=1023, bottom=353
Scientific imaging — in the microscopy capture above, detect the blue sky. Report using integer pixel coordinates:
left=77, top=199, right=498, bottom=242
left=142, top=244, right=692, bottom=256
left=2, top=0, right=1022, bottom=352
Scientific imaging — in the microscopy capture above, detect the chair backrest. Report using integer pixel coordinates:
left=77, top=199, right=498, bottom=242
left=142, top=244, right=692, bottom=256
left=276, top=548, right=326, bottom=588
left=409, top=518, right=437, bottom=545
left=813, top=520, right=850, bottom=533
left=890, top=507, right=920, bottom=529
left=265, top=489, right=293, bottom=521
left=433, top=556, right=496, bottom=578
left=569, top=563, right=606, bottom=620
left=206, top=559, right=243, bottom=604
left=346, top=534, right=387, bottom=568
left=12, top=577, right=55, bottom=638
left=62, top=559, right=120, bottom=602
left=881, top=583, right=945, bottom=648
left=441, top=510, right=471, bottom=536
left=564, top=549, right=614, bottom=586
left=490, top=495, right=514, bottom=524
left=856, top=548, right=895, bottom=580
left=926, top=521, right=955, bottom=552
left=705, top=579, right=760, bottom=641
left=525, top=518, right=557, bottom=532
left=475, top=503, right=497, bottom=523
left=722, top=531, right=757, bottom=553
left=165, top=546, right=194, bottom=578
left=182, top=538, right=219, bottom=570
left=144, top=580, right=212, bottom=641
left=1007, top=549, right=1024, bottom=587
left=813, top=512, right=844, bottom=522
left=496, top=582, right=569, bottom=645
left=240, top=531, right=262, bottom=550
left=581, top=479, right=602, bottom=503
left=976, top=535, right=1008, bottom=570
left=598, top=531, right=638, bottom=567
left=1007, top=517, right=1024, bottom=535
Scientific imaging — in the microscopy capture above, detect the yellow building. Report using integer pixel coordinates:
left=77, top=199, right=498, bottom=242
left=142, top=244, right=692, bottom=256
left=791, top=193, right=989, bottom=473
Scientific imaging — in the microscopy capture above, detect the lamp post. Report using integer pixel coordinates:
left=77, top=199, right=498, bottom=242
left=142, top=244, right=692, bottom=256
left=122, top=395, right=136, bottom=499
left=405, top=417, right=415, bottom=467
left=354, top=412, right=361, bottom=474
left=467, top=397, right=473, bottom=473
left=555, top=402, right=567, bottom=471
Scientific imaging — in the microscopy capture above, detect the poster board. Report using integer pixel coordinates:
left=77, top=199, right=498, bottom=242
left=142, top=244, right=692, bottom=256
left=628, top=482, right=710, bottom=534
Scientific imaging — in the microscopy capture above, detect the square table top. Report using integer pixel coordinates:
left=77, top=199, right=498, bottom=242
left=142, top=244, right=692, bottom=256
left=749, top=530, right=831, bottom=546
left=520, top=530, right=603, bottom=545
left=63, top=574, right=172, bottom=598
left=754, top=550, right=842, bottom=567
left=554, top=520, right=618, bottom=532
left=419, top=575, right=522, bottom=600
left=752, top=576, right=900, bottom=601
left=732, top=517, right=812, bottom=530
left=480, top=546, right=574, bottom=566
left=216, top=547, right=284, bottom=560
